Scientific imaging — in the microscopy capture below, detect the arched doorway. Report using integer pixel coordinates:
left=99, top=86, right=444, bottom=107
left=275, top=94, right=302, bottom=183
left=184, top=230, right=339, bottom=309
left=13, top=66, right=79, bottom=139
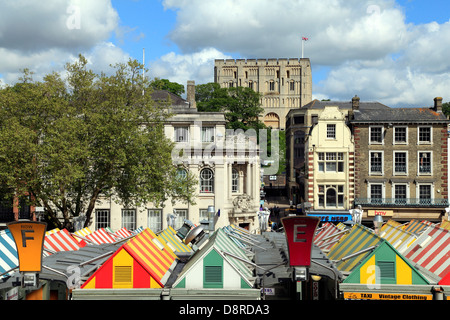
left=264, top=112, right=280, bottom=129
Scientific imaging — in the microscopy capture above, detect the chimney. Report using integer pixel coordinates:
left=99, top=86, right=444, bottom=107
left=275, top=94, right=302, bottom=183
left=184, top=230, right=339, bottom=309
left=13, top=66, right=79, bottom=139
left=352, top=95, right=360, bottom=111
left=434, top=97, right=443, bottom=113
left=187, top=80, right=196, bottom=109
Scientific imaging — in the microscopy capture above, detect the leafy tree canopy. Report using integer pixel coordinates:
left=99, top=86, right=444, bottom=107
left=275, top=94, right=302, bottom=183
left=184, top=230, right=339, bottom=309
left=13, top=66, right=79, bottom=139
left=0, top=55, right=196, bottom=230
left=149, top=78, right=185, bottom=97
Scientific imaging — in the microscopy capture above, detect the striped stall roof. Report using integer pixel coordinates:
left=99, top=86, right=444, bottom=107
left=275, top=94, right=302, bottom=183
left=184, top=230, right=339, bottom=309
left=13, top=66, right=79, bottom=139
left=0, top=229, right=18, bottom=278
left=211, top=228, right=253, bottom=279
left=85, top=228, right=116, bottom=245
left=113, top=227, right=133, bottom=239
left=223, top=225, right=248, bottom=249
left=403, top=225, right=450, bottom=279
left=44, top=228, right=84, bottom=255
left=157, top=227, right=192, bottom=253
left=326, top=224, right=384, bottom=273
left=73, top=227, right=93, bottom=241
left=379, top=224, right=418, bottom=254
left=122, top=228, right=177, bottom=286
left=314, top=222, right=349, bottom=252
left=439, top=220, right=450, bottom=231
left=403, top=219, right=431, bottom=235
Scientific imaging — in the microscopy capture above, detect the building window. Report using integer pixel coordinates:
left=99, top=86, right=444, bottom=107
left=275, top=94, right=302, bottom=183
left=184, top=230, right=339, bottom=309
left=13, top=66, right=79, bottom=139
left=248, top=81, right=253, bottom=90
left=148, top=209, right=162, bottom=232
left=369, top=184, right=383, bottom=205
left=201, top=127, right=215, bottom=143
left=175, top=127, right=189, bottom=142
left=232, top=168, right=239, bottom=193
left=394, top=184, right=408, bottom=205
left=394, top=127, right=407, bottom=144
left=327, top=124, right=336, bottom=139
left=293, top=115, right=304, bottom=124
left=370, top=151, right=383, bottom=174
left=269, top=81, right=275, bottom=91
left=370, top=126, right=383, bottom=144
left=418, top=126, right=432, bottom=144
left=289, top=81, right=295, bottom=91
left=394, top=152, right=407, bottom=174
left=418, top=152, right=432, bottom=174
left=418, top=184, right=432, bottom=203
left=122, top=209, right=136, bottom=230
left=200, top=168, right=214, bottom=193
left=95, top=209, right=110, bottom=229
left=318, top=152, right=344, bottom=173
left=318, top=185, right=344, bottom=208
left=174, top=209, right=188, bottom=229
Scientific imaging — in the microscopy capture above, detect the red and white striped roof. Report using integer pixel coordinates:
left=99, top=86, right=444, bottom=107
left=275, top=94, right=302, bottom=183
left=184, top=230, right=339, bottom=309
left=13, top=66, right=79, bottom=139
left=44, top=229, right=84, bottom=255
left=314, top=222, right=349, bottom=252
left=113, top=227, right=132, bottom=239
left=403, top=225, right=450, bottom=279
left=84, top=228, right=116, bottom=245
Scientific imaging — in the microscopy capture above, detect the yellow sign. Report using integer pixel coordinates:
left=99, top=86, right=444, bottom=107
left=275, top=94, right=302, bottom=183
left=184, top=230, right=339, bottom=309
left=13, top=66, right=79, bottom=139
left=368, top=209, right=394, bottom=217
left=344, top=292, right=433, bottom=300
left=7, top=221, right=47, bottom=272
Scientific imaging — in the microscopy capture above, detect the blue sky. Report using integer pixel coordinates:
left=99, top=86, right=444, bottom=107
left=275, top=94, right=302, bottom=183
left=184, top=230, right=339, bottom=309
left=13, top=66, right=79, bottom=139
left=1, top=0, right=449, bottom=107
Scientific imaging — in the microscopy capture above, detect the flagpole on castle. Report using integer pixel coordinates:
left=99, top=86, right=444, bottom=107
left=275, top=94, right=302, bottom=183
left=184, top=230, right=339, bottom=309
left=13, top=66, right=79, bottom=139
left=301, top=36, right=308, bottom=59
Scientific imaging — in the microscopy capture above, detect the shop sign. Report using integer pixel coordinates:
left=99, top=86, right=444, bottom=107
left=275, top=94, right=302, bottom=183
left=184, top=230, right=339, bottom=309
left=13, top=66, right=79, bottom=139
left=7, top=221, right=47, bottom=272
left=281, top=216, right=319, bottom=267
left=368, top=209, right=394, bottom=217
left=307, top=213, right=350, bottom=222
left=344, top=292, right=433, bottom=300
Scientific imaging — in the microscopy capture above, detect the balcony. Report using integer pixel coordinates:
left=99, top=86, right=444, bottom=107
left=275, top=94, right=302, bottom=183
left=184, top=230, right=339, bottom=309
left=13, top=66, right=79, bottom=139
left=354, top=198, right=449, bottom=208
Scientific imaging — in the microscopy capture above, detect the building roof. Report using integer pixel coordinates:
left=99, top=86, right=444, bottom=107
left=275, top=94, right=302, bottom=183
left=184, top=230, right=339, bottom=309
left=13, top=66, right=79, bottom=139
left=302, top=99, right=389, bottom=111
left=352, top=107, right=448, bottom=123
left=151, top=90, right=189, bottom=108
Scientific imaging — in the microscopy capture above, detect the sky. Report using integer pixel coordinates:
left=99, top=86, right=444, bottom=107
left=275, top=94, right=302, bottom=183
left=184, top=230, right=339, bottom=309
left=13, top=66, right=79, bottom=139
left=1, top=0, right=450, bottom=107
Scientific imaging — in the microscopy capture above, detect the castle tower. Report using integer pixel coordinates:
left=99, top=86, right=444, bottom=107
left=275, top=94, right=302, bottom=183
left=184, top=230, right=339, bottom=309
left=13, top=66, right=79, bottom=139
left=214, top=58, right=312, bottom=130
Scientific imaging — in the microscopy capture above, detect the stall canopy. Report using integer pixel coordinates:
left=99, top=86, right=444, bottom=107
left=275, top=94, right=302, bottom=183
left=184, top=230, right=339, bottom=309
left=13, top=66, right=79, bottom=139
left=81, top=228, right=178, bottom=289
left=379, top=222, right=418, bottom=254
left=172, top=227, right=255, bottom=290
left=403, top=219, right=433, bottom=235
left=402, top=225, right=450, bottom=279
left=84, top=228, right=116, bottom=245
left=0, top=229, right=18, bottom=278
left=314, top=222, right=350, bottom=253
left=343, top=240, right=429, bottom=285
left=43, top=228, right=85, bottom=256
left=157, top=226, right=193, bottom=254
left=326, top=224, right=384, bottom=274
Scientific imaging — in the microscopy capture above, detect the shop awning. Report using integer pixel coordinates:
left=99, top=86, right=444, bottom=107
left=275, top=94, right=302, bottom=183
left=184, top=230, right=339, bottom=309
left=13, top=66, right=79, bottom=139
left=403, top=219, right=433, bottom=235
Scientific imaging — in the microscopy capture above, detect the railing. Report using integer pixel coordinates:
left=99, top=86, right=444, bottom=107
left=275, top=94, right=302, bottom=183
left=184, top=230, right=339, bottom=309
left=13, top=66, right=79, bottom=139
left=354, top=198, right=449, bottom=207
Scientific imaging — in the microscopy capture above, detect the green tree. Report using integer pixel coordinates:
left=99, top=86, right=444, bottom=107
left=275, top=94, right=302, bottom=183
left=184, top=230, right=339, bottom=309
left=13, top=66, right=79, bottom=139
left=149, top=78, right=185, bottom=97
left=0, top=55, right=196, bottom=230
left=442, top=101, right=450, bottom=117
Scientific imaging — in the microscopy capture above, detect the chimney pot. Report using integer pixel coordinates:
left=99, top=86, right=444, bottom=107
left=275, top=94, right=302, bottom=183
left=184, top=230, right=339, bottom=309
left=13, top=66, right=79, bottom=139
left=352, top=95, right=360, bottom=111
left=187, top=80, right=196, bottom=109
left=434, top=97, right=443, bottom=113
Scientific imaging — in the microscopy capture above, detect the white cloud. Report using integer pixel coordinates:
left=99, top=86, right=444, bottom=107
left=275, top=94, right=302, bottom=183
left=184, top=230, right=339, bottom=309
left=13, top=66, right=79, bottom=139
left=161, top=0, right=450, bottom=106
left=0, top=0, right=126, bottom=84
left=149, top=47, right=231, bottom=86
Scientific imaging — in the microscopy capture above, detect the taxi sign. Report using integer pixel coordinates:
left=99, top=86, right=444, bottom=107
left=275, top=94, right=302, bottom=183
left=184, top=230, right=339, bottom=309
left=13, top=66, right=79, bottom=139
left=7, top=221, right=47, bottom=272
left=281, top=216, right=319, bottom=267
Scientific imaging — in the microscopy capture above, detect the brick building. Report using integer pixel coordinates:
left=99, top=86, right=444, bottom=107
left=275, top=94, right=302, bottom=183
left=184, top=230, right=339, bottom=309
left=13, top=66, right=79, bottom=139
left=350, top=97, right=449, bottom=223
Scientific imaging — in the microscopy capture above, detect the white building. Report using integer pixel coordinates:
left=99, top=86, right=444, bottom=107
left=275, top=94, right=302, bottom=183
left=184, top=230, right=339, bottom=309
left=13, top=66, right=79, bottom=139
left=89, top=81, right=261, bottom=234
